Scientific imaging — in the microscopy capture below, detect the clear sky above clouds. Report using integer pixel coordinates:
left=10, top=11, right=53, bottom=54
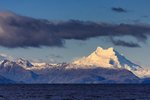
left=0, top=0, right=150, bottom=67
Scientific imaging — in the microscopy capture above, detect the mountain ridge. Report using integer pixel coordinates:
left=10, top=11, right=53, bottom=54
left=0, top=46, right=148, bottom=83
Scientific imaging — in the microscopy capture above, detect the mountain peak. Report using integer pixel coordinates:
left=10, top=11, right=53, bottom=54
left=95, top=46, right=103, bottom=51
left=17, top=58, right=33, bottom=68
left=96, top=46, right=114, bottom=51
left=95, top=47, right=115, bottom=56
left=73, top=46, right=141, bottom=70
left=107, top=47, right=114, bottom=51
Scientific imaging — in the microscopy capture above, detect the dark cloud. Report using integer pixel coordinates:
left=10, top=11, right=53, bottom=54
left=142, top=16, right=149, bottom=18
left=0, top=11, right=150, bottom=48
left=111, top=39, right=140, bottom=47
left=0, top=11, right=63, bottom=48
left=112, top=7, right=127, bottom=13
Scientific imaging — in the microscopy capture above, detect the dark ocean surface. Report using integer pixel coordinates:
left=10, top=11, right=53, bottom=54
left=0, top=84, right=150, bottom=100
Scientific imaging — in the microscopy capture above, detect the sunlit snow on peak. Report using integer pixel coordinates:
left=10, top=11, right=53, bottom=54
left=72, top=46, right=141, bottom=70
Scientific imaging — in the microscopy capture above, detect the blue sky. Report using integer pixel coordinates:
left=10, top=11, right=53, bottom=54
left=0, top=0, right=149, bottom=23
left=0, top=0, right=150, bottom=67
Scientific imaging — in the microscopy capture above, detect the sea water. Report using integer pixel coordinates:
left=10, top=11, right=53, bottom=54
left=0, top=84, right=150, bottom=100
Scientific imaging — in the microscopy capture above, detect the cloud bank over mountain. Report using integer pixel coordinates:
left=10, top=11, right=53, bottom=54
left=0, top=11, right=150, bottom=48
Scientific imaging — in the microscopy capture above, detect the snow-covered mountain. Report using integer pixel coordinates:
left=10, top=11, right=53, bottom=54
left=133, top=69, right=150, bottom=78
left=0, top=46, right=148, bottom=83
left=72, top=47, right=141, bottom=70
left=0, top=59, right=39, bottom=83
left=16, top=58, right=33, bottom=68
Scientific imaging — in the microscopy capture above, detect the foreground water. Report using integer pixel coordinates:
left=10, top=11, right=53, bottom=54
left=0, top=84, right=150, bottom=100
